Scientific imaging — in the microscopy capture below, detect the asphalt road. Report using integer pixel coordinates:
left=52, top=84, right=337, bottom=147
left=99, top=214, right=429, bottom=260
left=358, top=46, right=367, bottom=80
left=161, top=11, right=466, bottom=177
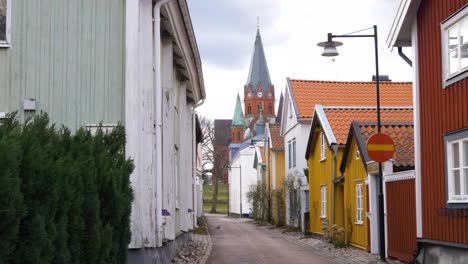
left=206, top=214, right=329, bottom=264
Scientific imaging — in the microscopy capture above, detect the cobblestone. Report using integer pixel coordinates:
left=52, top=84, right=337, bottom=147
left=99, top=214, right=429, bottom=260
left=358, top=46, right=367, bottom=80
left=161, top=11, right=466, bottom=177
left=171, top=232, right=212, bottom=264
left=253, top=222, right=403, bottom=264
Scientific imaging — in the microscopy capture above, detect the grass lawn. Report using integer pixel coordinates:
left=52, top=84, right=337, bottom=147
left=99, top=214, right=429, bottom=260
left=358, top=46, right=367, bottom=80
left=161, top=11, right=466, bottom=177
left=203, top=184, right=228, bottom=214
left=203, top=203, right=228, bottom=214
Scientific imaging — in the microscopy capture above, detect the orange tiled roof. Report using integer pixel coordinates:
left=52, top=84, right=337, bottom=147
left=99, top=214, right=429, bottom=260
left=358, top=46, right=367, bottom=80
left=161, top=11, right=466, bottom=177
left=289, top=79, right=413, bottom=119
left=359, top=124, right=414, bottom=167
left=324, top=108, right=413, bottom=145
left=268, top=124, right=284, bottom=151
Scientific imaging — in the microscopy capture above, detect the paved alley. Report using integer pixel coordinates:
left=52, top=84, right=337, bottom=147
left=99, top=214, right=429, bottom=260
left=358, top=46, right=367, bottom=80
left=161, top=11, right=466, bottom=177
left=206, top=214, right=329, bottom=264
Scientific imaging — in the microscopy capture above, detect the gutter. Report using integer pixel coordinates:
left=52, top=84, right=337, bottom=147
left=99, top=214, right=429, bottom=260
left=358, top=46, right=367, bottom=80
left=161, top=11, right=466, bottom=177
left=153, top=0, right=174, bottom=247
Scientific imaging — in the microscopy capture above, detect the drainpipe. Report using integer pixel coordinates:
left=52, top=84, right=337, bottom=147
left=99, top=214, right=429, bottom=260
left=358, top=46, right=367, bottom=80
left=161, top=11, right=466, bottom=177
left=153, top=0, right=174, bottom=247
left=191, top=102, right=204, bottom=228
left=398, top=47, right=412, bottom=67
left=331, top=145, right=338, bottom=225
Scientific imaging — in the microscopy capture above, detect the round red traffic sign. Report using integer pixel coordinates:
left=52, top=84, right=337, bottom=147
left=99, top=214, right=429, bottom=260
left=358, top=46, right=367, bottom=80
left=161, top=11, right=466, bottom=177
left=367, top=133, right=395, bottom=163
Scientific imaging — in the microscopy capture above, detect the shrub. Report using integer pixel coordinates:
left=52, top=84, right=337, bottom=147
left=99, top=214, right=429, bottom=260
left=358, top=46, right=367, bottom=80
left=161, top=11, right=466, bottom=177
left=0, top=113, right=133, bottom=264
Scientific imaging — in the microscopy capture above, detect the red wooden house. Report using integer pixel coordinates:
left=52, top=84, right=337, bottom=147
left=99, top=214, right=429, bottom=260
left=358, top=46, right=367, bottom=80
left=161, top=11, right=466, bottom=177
left=388, top=0, right=468, bottom=262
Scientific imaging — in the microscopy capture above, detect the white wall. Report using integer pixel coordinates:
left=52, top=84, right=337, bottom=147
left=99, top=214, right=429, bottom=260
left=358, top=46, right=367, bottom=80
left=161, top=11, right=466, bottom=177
left=126, top=0, right=157, bottom=249
left=229, top=146, right=257, bottom=215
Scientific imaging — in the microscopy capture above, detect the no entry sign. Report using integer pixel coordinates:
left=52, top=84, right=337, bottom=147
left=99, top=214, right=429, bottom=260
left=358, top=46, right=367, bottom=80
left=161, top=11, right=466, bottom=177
left=367, top=133, right=395, bottom=163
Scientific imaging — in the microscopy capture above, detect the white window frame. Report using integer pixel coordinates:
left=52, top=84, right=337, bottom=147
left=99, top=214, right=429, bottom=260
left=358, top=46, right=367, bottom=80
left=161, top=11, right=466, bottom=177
left=320, top=185, right=327, bottom=218
left=441, top=5, right=468, bottom=88
left=356, top=184, right=364, bottom=224
left=85, top=123, right=117, bottom=135
left=289, top=101, right=293, bottom=118
left=292, top=138, right=296, bottom=168
left=320, top=132, right=326, bottom=161
left=0, top=0, right=11, bottom=48
left=288, top=140, right=292, bottom=168
left=446, top=133, right=468, bottom=204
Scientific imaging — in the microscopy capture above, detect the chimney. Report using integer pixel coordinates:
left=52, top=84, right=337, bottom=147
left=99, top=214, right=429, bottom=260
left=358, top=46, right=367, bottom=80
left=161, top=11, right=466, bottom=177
left=372, top=75, right=391, bottom=82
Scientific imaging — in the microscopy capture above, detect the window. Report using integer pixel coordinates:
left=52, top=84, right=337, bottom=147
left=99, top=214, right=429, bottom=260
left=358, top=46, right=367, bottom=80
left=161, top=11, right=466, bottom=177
left=356, top=184, right=364, bottom=224
left=289, top=101, right=293, bottom=118
left=356, top=150, right=361, bottom=160
left=288, top=138, right=296, bottom=168
left=0, top=0, right=10, bottom=46
left=292, top=139, right=296, bottom=167
left=320, top=132, right=326, bottom=161
left=257, top=104, right=262, bottom=113
left=237, top=131, right=241, bottom=142
left=445, top=130, right=468, bottom=205
left=441, top=5, right=468, bottom=87
left=268, top=103, right=272, bottom=115
left=320, top=186, right=327, bottom=218
left=247, top=104, right=252, bottom=115
left=85, top=124, right=117, bottom=135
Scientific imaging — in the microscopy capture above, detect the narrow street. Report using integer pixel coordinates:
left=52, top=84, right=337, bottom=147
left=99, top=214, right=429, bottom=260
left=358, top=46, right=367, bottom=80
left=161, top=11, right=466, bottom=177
left=205, top=214, right=329, bottom=264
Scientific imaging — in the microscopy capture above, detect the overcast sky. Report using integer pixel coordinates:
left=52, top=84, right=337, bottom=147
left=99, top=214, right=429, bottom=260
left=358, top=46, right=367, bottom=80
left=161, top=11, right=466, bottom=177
left=188, top=0, right=413, bottom=121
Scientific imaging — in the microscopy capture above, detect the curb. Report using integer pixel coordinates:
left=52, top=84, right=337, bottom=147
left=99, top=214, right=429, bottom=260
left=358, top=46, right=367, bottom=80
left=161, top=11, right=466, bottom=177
left=198, top=216, right=213, bottom=264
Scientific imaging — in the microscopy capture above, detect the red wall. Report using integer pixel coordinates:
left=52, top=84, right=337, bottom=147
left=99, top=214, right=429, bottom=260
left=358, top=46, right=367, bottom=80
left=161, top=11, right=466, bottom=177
left=417, top=0, right=468, bottom=244
left=386, top=179, right=417, bottom=262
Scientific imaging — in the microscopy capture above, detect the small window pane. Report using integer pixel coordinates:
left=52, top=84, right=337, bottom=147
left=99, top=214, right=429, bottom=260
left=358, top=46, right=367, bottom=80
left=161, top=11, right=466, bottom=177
left=464, top=168, right=468, bottom=195
left=463, top=140, right=468, bottom=166
left=453, top=142, right=460, bottom=168
left=454, top=169, right=461, bottom=195
left=449, top=26, right=459, bottom=75
left=461, top=19, right=468, bottom=70
left=0, top=0, right=6, bottom=41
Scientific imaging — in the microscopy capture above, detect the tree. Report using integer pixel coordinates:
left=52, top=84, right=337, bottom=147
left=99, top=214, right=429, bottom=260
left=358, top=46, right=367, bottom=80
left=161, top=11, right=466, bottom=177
left=199, top=117, right=229, bottom=213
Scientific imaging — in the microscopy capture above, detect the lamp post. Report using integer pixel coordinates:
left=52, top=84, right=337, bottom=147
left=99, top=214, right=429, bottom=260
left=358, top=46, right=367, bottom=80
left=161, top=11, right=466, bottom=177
left=229, top=165, right=242, bottom=218
left=317, top=25, right=386, bottom=262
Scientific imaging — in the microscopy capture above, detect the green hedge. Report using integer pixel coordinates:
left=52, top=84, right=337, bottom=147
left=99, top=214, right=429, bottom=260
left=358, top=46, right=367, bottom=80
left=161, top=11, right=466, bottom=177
left=0, top=114, right=134, bottom=264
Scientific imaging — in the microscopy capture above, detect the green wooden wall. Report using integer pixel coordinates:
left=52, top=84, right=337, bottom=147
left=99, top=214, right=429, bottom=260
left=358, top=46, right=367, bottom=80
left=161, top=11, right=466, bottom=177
left=0, top=0, right=125, bottom=131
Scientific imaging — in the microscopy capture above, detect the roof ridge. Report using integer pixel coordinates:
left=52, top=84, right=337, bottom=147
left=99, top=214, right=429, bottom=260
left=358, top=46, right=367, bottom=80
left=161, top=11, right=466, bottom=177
left=289, top=79, right=412, bottom=84
left=323, top=106, right=413, bottom=110
left=353, top=121, right=414, bottom=126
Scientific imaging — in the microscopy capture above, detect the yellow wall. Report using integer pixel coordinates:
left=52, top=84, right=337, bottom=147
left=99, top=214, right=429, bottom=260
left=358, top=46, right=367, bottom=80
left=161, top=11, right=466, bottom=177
left=307, top=127, right=345, bottom=236
left=275, top=152, right=285, bottom=190
left=266, top=141, right=286, bottom=226
left=342, top=137, right=368, bottom=249
left=272, top=151, right=285, bottom=225
left=308, top=128, right=331, bottom=234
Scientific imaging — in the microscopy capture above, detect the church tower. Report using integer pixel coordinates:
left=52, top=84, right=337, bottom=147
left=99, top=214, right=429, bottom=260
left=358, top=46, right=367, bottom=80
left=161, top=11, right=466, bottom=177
left=231, top=93, right=245, bottom=144
left=244, top=28, right=275, bottom=122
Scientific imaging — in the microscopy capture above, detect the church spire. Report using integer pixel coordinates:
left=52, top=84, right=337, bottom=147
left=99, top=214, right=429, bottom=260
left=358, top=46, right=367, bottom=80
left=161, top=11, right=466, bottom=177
left=232, top=93, right=245, bottom=127
left=245, top=28, right=272, bottom=95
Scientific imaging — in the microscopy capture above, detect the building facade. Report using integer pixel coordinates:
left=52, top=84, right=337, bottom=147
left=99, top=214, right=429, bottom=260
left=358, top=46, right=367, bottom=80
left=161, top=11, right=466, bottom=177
left=0, top=1, right=205, bottom=263
left=388, top=1, right=468, bottom=262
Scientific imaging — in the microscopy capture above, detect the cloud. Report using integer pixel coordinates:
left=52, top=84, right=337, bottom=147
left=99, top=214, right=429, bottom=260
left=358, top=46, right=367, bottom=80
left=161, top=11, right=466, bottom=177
left=188, top=0, right=284, bottom=70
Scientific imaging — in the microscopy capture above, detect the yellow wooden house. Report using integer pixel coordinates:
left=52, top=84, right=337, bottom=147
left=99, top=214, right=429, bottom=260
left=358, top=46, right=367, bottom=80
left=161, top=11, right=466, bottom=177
left=265, top=123, right=286, bottom=226
left=340, top=121, right=414, bottom=253
left=305, top=104, right=414, bottom=250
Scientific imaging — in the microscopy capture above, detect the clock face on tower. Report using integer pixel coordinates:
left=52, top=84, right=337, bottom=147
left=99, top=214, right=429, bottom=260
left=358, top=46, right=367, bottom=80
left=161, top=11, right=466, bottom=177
left=247, top=92, right=252, bottom=97
left=257, top=91, right=263, bottom=98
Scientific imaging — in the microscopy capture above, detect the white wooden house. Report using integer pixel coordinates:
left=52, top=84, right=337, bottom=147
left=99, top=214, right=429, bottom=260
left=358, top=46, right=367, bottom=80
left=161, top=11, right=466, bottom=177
left=280, top=79, right=311, bottom=231
left=0, top=0, right=205, bottom=263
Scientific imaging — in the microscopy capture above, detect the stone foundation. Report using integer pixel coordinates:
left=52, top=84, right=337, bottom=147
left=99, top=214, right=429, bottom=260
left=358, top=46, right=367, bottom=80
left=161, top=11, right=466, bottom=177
left=128, top=232, right=192, bottom=264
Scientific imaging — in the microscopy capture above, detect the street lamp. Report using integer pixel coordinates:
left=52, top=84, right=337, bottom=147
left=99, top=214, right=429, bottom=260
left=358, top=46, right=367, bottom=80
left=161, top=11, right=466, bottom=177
left=228, top=165, right=242, bottom=218
left=317, top=25, right=386, bottom=262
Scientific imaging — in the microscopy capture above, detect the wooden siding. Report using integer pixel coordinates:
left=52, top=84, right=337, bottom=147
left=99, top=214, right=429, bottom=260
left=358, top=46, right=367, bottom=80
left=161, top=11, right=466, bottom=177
left=386, top=179, right=417, bottom=262
left=308, top=127, right=333, bottom=234
left=275, top=152, right=285, bottom=190
left=0, top=0, right=125, bottom=131
left=417, top=0, right=468, bottom=244
left=342, top=138, right=368, bottom=249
